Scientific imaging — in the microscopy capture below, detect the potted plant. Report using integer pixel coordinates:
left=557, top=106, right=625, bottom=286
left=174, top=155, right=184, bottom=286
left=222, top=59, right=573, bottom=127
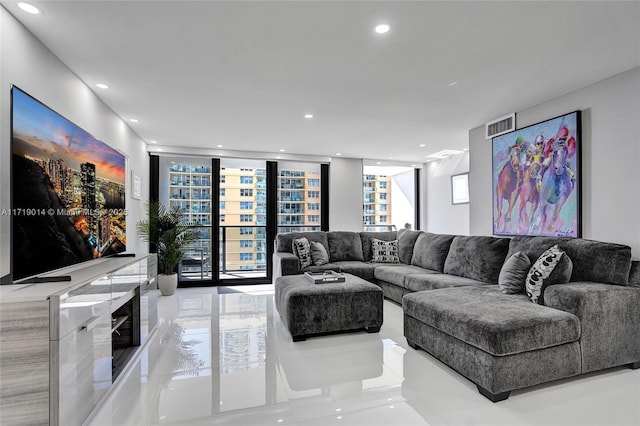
left=137, top=201, right=198, bottom=296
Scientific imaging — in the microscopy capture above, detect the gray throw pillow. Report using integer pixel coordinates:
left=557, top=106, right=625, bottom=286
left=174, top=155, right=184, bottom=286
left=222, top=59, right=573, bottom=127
left=292, top=237, right=312, bottom=268
left=526, top=245, right=571, bottom=304
left=371, top=238, right=400, bottom=263
left=310, top=241, right=329, bottom=266
left=498, top=252, right=531, bottom=294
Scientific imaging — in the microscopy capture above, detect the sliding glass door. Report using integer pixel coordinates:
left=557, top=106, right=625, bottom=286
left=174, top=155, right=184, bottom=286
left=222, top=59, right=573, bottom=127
left=219, top=159, right=267, bottom=280
left=153, top=155, right=327, bottom=286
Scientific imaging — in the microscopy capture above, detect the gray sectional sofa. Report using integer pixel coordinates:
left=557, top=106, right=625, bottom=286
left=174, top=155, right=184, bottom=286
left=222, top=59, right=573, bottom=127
left=273, top=229, right=640, bottom=401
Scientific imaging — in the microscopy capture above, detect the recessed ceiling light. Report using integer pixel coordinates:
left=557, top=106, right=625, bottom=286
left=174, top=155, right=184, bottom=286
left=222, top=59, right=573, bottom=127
left=389, top=157, right=393, bottom=160
left=448, top=81, right=458, bottom=87
left=156, top=148, right=163, bottom=151
left=96, top=83, right=109, bottom=89
left=148, top=140, right=157, bottom=144
left=129, top=118, right=139, bottom=123
left=411, top=164, right=417, bottom=167
left=216, top=144, right=223, bottom=148
left=376, top=162, right=382, bottom=165
left=279, top=149, right=286, bottom=152
left=375, top=24, right=390, bottom=34
left=336, top=153, right=342, bottom=156
left=304, top=113, right=314, bottom=119
left=18, top=2, right=40, bottom=14
left=276, top=156, right=281, bottom=159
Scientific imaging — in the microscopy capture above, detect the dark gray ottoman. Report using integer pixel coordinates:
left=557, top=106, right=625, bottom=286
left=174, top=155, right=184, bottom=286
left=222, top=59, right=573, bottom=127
left=275, top=273, right=383, bottom=341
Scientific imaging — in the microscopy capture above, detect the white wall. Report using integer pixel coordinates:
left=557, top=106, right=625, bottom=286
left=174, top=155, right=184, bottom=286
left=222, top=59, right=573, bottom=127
left=470, top=67, right=640, bottom=257
left=390, top=170, right=415, bottom=230
left=329, top=157, right=363, bottom=231
left=0, top=7, right=149, bottom=280
left=423, top=153, right=470, bottom=235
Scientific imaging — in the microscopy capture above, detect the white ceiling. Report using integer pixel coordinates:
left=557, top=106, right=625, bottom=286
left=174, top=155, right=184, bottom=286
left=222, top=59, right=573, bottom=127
left=3, top=1, right=639, bottom=164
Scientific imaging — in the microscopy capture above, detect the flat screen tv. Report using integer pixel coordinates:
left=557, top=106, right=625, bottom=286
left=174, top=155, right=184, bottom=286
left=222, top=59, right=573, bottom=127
left=11, top=86, right=127, bottom=282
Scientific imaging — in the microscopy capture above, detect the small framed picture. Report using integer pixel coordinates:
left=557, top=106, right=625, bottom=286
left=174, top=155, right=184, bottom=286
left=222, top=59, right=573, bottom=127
left=132, top=171, right=142, bottom=200
left=451, top=172, right=469, bottom=205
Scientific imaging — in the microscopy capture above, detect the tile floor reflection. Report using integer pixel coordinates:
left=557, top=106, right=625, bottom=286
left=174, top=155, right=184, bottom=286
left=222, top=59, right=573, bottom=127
left=89, top=286, right=640, bottom=426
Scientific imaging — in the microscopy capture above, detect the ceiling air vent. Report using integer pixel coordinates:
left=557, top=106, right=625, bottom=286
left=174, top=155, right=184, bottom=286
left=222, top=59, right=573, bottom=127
left=486, top=113, right=516, bottom=139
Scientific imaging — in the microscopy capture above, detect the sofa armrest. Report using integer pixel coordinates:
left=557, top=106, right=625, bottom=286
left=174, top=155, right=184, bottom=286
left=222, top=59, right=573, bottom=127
left=273, top=252, right=301, bottom=280
left=544, top=282, right=640, bottom=373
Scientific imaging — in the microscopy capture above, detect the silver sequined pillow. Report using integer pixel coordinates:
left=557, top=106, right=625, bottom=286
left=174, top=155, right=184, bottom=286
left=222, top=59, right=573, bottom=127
left=371, top=238, right=400, bottom=264
left=292, top=237, right=312, bottom=268
left=525, top=245, right=567, bottom=304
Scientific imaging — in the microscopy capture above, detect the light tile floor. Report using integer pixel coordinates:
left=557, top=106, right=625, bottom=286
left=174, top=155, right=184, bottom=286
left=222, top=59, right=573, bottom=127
left=89, top=285, right=640, bottom=426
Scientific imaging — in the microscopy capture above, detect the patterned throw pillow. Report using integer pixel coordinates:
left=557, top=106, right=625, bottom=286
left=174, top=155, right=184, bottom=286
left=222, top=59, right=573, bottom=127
left=292, top=238, right=312, bottom=268
left=525, top=245, right=565, bottom=304
left=371, top=238, right=400, bottom=263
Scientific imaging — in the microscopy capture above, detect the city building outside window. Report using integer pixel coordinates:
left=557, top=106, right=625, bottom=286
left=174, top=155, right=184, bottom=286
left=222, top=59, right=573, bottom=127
left=278, top=162, right=322, bottom=233
left=362, top=165, right=415, bottom=231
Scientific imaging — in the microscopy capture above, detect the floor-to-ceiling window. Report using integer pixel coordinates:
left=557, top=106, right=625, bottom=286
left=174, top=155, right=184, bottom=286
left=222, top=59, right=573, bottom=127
left=153, top=156, right=327, bottom=285
left=276, top=161, right=323, bottom=234
left=159, top=156, right=214, bottom=283
left=219, top=159, right=268, bottom=280
left=362, top=165, right=417, bottom=231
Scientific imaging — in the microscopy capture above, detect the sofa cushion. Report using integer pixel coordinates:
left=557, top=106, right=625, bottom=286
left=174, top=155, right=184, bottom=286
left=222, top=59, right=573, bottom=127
left=411, top=232, right=456, bottom=272
left=371, top=239, right=400, bottom=263
left=310, top=241, right=329, bottom=266
left=507, top=236, right=632, bottom=286
left=301, top=263, right=342, bottom=274
left=444, top=236, right=510, bottom=284
left=404, top=273, right=485, bottom=292
left=333, top=261, right=378, bottom=282
left=403, top=286, right=581, bottom=356
left=498, top=252, right=531, bottom=294
left=277, top=231, right=328, bottom=254
left=292, top=238, right=312, bottom=268
left=327, top=231, right=365, bottom=262
left=374, top=264, right=427, bottom=287
left=360, top=231, right=397, bottom=261
left=397, top=229, right=422, bottom=264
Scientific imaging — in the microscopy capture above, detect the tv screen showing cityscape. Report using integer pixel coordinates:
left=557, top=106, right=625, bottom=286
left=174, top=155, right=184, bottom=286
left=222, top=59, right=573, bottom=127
left=11, top=86, right=126, bottom=281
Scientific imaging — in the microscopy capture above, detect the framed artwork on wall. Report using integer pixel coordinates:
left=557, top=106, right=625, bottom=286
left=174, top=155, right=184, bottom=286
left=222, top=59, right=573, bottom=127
left=492, top=110, right=581, bottom=237
left=451, top=172, right=470, bottom=205
left=132, top=171, right=142, bottom=200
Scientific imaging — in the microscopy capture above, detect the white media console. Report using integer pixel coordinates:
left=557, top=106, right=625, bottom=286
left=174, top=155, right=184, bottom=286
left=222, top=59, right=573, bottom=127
left=0, top=254, right=158, bottom=426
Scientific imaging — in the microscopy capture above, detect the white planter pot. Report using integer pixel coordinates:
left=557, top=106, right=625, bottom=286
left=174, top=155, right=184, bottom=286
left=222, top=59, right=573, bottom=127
left=158, top=273, right=178, bottom=296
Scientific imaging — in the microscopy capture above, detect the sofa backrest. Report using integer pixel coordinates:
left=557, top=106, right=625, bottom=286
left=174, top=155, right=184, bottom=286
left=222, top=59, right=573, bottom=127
left=630, top=261, right=640, bottom=288
left=360, top=231, right=397, bottom=261
left=411, top=232, right=456, bottom=272
left=507, top=236, right=632, bottom=286
left=397, top=229, right=422, bottom=264
left=443, top=235, right=510, bottom=284
left=327, top=231, right=365, bottom=262
left=275, top=231, right=329, bottom=254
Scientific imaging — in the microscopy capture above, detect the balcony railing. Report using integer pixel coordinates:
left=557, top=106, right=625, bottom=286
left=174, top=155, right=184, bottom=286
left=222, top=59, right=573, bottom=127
left=179, top=225, right=269, bottom=281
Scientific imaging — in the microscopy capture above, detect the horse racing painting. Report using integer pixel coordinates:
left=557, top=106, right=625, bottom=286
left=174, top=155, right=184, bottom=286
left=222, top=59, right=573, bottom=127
left=492, top=111, right=581, bottom=237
